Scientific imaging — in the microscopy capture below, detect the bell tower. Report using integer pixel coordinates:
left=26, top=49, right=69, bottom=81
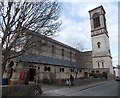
left=89, top=5, right=113, bottom=74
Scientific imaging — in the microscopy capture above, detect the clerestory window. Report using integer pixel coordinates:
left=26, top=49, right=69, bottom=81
left=62, top=49, right=64, bottom=56
left=52, top=45, right=55, bottom=54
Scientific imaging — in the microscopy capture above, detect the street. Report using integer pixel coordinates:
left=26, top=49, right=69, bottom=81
left=41, top=80, right=119, bottom=96
left=66, top=80, right=118, bottom=96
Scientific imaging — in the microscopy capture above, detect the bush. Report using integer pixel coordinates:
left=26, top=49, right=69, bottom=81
left=89, top=72, right=108, bottom=79
left=89, top=73, right=96, bottom=78
left=103, top=72, right=108, bottom=79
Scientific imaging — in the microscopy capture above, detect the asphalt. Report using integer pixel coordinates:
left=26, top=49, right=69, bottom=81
left=66, top=80, right=118, bottom=96
left=40, top=80, right=110, bottom=96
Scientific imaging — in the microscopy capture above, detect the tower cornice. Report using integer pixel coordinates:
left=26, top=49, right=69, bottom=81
left=91, top=32, right=109, bottom=38
left=91, top=27, right=107, bottom=32
left=88, top=5, right=106, bottom=14
left=92, top=55, right=112, bottom=59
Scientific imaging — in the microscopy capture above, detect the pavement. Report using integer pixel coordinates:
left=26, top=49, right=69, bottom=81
left=40, top=80, right=110, bottom=96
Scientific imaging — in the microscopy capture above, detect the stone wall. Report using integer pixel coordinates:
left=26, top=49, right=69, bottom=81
left=2, top=78, right=108, bottom=96
left=79, top=51, right=93, bottom=68
left=28, top=34, right=78, bottom=62
left=41, top=41, right=77, bottom=62
left=93, top=56, right=113, bottom=74
left=10, top=62, right=86, bottom=84
left=74, top=78, right=107, bottom=86
left=4, top=59, right=109, bottom=85
left=2, top=83, right=41, bottom=96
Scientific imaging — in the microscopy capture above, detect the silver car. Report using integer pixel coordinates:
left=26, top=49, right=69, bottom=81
left=115, top=76, right=120, bottom=81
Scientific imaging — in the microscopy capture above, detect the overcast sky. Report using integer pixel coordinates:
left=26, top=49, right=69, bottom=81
left=54, top=1, right=118, bottom=66
left=0, top=0, right=118, bottom=66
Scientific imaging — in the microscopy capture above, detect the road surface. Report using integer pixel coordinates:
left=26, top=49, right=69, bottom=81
left=66, top=80, right=119, bottom=96
left=42, top=80, right=119, bottom=96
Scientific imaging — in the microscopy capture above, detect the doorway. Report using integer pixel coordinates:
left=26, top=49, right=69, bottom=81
left=29, top=68, right=36, bottom=81
left=84, top=72, right=88, bottom=78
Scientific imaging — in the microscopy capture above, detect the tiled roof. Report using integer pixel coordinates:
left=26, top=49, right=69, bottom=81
left=16, top=53, right=86, bottom=69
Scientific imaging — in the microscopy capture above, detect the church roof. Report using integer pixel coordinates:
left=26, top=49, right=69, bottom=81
left=16, top=53, right=86, bottom=69
left=31, top=32, right=81, bottom=53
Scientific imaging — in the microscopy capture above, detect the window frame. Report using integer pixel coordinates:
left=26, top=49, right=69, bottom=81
left=60, top=68, right=64, bottom=72
left=102, top=62, right=104, bottom=68
left=70, top=68, right=74, bottom=72
left=97, top=42, right=101, bottom=48
left=93, top=13, right=101, bottom=28
left=44, top=66, right=51, bottom=72
left=98, top=62, right=100, bottom=68
left=62, top=49, right=64, bottom=57
left=52, top=45, right=55, bottom=54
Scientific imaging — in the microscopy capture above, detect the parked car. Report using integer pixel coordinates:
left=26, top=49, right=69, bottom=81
left=115, top=76, right=120, bottom=81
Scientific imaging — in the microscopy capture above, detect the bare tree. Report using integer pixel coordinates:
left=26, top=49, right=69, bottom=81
left=74, top=52, right=80, bottom=79
left=0, top=1, right=61, bottom=75
left=73, top=41, right=86, bottom=79
left=73, top=41, right=85, bottom=52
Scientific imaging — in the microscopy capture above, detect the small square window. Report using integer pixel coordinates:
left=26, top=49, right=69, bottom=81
left=44, top=66, right=51, bottom=71
left=62, top=68, right=64, bottom=72
left=60, top=68, right=64, bottom=72
left=38, top=67, right=40, bottom=70
left=44, top=67, right=47, bottom=71
left=70, top=69, right=74, bottom=72
left=48, top=67, right=51, bottom=71
left=96, top=71, right=99, bottom=73
left=79, top=70, right=82, bottom=73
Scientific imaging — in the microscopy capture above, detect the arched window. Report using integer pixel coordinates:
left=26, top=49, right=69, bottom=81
left=98, top=62, right=100, bottom=68
left=93, top=13, right=100, bottom=28
left=97, top=42, right=101, bottom=48
left=102, top=62, right=104, bottom=68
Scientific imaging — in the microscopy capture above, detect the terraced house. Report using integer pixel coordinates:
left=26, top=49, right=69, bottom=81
left=3, top=5, right=114, bottom=84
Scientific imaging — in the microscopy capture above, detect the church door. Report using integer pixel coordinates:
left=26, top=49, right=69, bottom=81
left=84, top=72, right=88, bottom=78
left=29, top=68, right=36, bottom=81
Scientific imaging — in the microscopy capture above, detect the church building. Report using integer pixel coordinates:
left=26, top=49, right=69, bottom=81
left=3, top=5, right=114, bottom=84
